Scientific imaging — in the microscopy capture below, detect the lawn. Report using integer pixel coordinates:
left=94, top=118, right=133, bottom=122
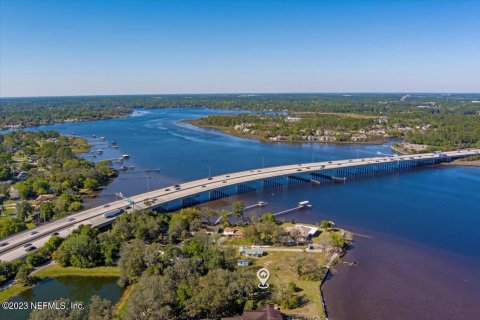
left=253, top=251, right=328, bottom=319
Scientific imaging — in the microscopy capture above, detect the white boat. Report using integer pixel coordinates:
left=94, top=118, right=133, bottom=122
left=298, top=200, right=310, bottom=207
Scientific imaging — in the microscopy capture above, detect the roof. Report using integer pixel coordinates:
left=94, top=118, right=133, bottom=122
left=222, top=305, right=283, bottom=320
left=239, top=246, right=264, bottom=256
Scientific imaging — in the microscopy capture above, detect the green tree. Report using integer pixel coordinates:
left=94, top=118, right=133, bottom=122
left=83, top=178, right=99, bottom=191
left=15, top=264, right=34, bottom=286
left=53, top=226, right=102, bottom=268
left=273, top=282, right=301, bottom=310
left=40, top=201, right=55, bottom=222
left=262, top=212, right=276, bottom=223
left=118, top=240, right=146, bottom=285
left=28, top=298, right=84, bottom=320
left=16, top=201, right=33, bottom=220
left=231, top=201, right=245, bottom=222
left=86, top=295, right=113, bottom=320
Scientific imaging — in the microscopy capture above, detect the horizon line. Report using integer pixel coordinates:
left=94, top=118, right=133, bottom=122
left=1, top=91, right=480, bottom=99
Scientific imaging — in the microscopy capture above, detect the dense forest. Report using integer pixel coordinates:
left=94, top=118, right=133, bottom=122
left=2, top=94, right=479, bottom=150
left=192, top=111, right=480, bottom=149
left=1, top=93, right=479, bottom=129
left=0, top=131, right=117, bottom=238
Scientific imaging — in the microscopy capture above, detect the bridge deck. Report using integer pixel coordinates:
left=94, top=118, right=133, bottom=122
left=0, top=149, right=478, bottom=262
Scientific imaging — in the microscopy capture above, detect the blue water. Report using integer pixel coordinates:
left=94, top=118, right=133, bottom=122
left=4, top=108, right=480, bottom=319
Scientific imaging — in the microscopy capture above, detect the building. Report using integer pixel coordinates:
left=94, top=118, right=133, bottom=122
left=239, top=246, right=264, bottom=257
left=284, top=224, right=319, bottom=243
left=223, top=227, right=245, bottom=238
left=237, top=259, right=250, bottom=267
left=222, top=304, right=284, bottom=320
left=285, top=116, right=301, bottom=123
left=34, top=194, right=57, bottom=209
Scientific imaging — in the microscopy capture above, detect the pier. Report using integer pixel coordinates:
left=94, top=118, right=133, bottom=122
left=273, top=201, right=312, bottom=217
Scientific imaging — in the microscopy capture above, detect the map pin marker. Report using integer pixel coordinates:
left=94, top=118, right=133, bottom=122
left=257, top=268, right=270, bottom=289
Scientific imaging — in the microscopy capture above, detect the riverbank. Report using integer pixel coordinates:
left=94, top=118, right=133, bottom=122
left=184, top=119, right=388, bottom=145
left=0, top=264, right=119, bottom=303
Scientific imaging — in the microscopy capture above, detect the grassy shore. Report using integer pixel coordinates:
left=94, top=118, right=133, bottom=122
left=0, top=264, right=120, bottom=303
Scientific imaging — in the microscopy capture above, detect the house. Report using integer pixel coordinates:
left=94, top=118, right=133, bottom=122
left=237, top=259, right=250, bottom=267
left=284, top=224, right=319, bottom=243
left=239, top=246, right=264, bottom=257
left=223, top=228, right=244, bottom=238
left=285, top=116, right=301, bottom=123
left=35, top=194, right=57, bottom=209
left=222, top=304, right=283, bottom=320
left=204, top=225, right=219, bottom=234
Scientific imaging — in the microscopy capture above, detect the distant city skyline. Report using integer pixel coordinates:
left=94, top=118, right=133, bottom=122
left=1, top=0, right=479, bottom=97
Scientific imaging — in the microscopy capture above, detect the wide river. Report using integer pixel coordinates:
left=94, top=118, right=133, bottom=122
left=13, top=108, right=480, bottom=320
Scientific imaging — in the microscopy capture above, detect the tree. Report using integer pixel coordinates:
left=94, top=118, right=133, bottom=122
left=15, top=181, right=33, bottom=199
left=15, top=264, right=34, bottom=286
left=83, top=178, right=99, bottom=191
left=231, top=201, right=245, bottom=222
left=273, top=282, right=301, bottom=310
left=320, top=220, right=334, bottom=230
left=40, top=201, right=55, bottom=222
left=0, top=217, right=27, bottom=238
left=16, top=201, right=33, bottom=220
left=262, top=212, right=276, bottom=223
left=118, top=240, right=146, bottom=285
left=219, top=209, right=230, bottom=227
left=53, top=226, right=102, bottom=268
left=86, top=295, right=113, bottom=320
left=29, top=298, right=84, bottom=320
left=125, top=274, right=177, bottom=320
left=291, top=255, right=326, bottom=281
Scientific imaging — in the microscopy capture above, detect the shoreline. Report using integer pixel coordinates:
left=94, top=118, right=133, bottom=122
left=183, top=119, right=389, bottom=146
left=0, top=263, right=120, bottom=303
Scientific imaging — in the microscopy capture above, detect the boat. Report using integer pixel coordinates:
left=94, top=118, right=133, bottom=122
left=298, top=200, right=310, bottom=208
left=100, top=137, right=105, bottom=141
left=122, top=154, right=130, bottom=160
left=97, top=150, right=103, bottom=155
left=257, top=201, right=268, bottom=207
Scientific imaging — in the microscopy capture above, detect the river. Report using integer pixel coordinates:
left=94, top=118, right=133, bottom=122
left=6, top=108, right=480, bottom=320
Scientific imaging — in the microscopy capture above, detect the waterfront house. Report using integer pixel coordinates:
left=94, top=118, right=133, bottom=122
left=284, top=224, right=319, bottom=243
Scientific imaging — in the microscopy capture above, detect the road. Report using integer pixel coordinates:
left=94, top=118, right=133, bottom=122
left=0, top=149, right=478, bottom=262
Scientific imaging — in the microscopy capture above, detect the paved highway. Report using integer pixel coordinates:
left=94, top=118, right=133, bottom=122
left=1, top=149, right=478, bottom=262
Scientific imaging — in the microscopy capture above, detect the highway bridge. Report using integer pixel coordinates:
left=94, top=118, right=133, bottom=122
left=1, top=149, right=478, bottom=262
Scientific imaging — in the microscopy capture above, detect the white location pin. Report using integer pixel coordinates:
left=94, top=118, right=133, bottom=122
left=257, top=268, right=270, bottom=289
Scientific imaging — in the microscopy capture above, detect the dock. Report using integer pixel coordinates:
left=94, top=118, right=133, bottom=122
left=273, top=200, right=312, bottom=217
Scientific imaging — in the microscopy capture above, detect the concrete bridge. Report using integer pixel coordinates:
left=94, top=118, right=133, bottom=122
left=1, top=149, right=478, bottom=262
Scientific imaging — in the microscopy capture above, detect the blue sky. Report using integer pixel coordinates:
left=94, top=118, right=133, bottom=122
left=1, top=0, right=479, bottom=97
